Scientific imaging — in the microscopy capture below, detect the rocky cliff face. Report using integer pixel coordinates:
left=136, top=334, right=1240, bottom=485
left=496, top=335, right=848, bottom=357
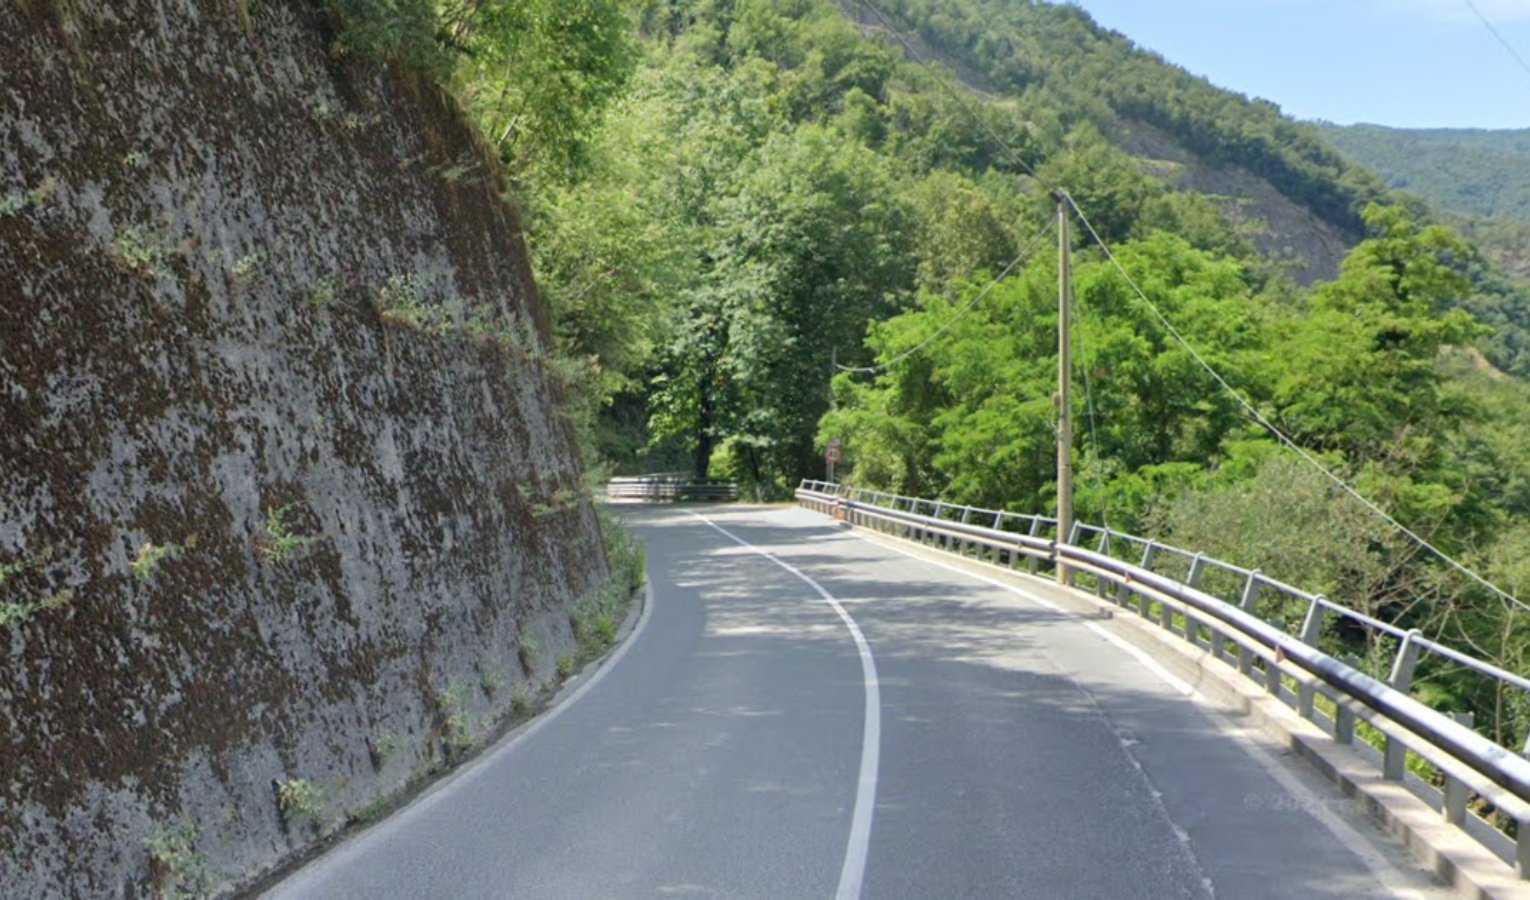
left=0, top=1, right=607, bottom=895
left=1115, top=118, right=1352, bottom=284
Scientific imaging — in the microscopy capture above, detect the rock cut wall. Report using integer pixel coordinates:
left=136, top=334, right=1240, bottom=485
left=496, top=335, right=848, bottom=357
left=0, top=1, right=606, bottom=894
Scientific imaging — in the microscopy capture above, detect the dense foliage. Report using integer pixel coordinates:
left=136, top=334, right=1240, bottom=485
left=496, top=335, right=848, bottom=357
left=328, top=0, right=1530, bottom=747
left=1319, top=123, right=1530, bottom=224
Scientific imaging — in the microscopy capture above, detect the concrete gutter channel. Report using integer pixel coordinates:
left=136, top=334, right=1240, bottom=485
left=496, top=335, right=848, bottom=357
left=817, top=509, right=1530, bottom=900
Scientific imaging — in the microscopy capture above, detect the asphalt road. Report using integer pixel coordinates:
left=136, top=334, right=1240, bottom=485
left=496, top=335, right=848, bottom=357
left=266, top=504, right=1447, bottom=899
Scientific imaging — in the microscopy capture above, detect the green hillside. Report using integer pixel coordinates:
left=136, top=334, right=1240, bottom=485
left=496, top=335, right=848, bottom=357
left=1317, top=122, right=1530, bottom=223
left=327, top=0, right=1530, bottom=738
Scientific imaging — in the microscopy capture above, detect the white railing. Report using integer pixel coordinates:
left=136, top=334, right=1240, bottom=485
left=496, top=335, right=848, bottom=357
left=798, top=479, right=1530, bottom=876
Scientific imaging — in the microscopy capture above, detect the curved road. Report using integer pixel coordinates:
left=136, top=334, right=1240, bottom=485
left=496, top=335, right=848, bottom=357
left=267, top=504, right=1447, bottom=899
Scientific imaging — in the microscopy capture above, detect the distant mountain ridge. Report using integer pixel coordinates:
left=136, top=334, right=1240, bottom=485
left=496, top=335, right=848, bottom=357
left=1316, top=122, right=1530, bottom=223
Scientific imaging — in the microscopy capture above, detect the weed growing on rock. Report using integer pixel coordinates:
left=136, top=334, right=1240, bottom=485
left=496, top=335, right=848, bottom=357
left=375, top=732, right=403, bottom=764
left=510, top=688, right=533, bottom=717
left=0, top=601, right=35, bottom=628
left=259, top=505, right=311, bottom=561
left=478, top=665, right=505, bottom=697
left=434, top=157, right=478, bottom=183
left=144, top=821, right=208, bottom=898
left=0, top=176, right=58, bottom=218
left=565, top=509, right=647, bottom=672
left=438, top=684, right=475, bottom=755
left=556, top=654, right=576, bottom=679
left=232, top=252, right=264, bottom=283
left=110, top=224, right=169, bottom=278
left=277, top=778, right=323, bottom=829
left=309, top=276, right=337, bottom=309
left=376, top=274, right=450, bottom=333
left=518, top=633, right=540, bottom=671
left=0, top=589, right=73, bottom=629
left=347, top=795, right=392, bottom=827
left=132, top=542, right=181, bottom=583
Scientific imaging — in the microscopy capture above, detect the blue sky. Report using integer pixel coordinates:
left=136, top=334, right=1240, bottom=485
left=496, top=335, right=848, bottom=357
left=1068, top=0, right=1530, bottom=129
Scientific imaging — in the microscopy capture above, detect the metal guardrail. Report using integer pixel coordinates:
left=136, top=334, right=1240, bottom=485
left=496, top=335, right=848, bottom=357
left=607, top=474, right=739, bottom=503
left=797, top=479, right=1530, bottom=875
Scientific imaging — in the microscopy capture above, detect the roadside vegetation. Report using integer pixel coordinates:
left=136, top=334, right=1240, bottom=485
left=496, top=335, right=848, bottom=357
left=323, top=0, right=1530, bottom=751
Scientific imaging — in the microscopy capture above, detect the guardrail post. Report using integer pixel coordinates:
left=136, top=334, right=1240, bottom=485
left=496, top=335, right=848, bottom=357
left=1384, top=630, right=1423, bottom=781
left=1117, top=542, right=1156, bottom=612
left=1064, top=522, right=1082, bottom=587
left=1444, top=711, right=1475, bottom=826
left=1093, top=528, right=1112, bottom=599
left=1237, top=571, right=1262, bottom=678
left=1185, top=554, right=1206, bottom=590
left=1332, top=655, right=1360, bottom=745
left=959, top=507, right=975, bottom=556
left=1519, top=820, right=1530, bottom=879
left=1026, top=518, right=1042, bottom=574
left=1177, top=553, right=1203, bottom=648
left=1297, top=597, right=1327, bottom=719
left=992, top=512, right=1010, bottom=566
left=1335, top=705, right=1356, bottom=746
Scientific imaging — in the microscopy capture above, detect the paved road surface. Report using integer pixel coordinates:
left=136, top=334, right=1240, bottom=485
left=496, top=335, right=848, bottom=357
left=267, top=504, right=1447, bottom=899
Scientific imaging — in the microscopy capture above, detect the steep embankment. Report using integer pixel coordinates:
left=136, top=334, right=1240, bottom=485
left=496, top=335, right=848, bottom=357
left=0, top=1, right=606, bottom=895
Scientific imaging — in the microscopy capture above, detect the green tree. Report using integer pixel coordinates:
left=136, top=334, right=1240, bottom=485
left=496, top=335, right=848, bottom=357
left=446, top=0, right=638, bottom=181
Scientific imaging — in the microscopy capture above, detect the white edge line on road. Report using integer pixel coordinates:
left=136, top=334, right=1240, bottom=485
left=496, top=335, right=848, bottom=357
left=264, top=578, right=657, bottom=896
left=691, top=512, right=881, bottom=900
left=841, top=526, right=1426, bottom=899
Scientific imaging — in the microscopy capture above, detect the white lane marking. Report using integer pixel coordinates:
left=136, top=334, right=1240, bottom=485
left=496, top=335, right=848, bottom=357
left=265, top=580, right=657, bottom=897
left=691, top=513, right=881, bottom=900
left=841, top=527, right=1427, bottom=898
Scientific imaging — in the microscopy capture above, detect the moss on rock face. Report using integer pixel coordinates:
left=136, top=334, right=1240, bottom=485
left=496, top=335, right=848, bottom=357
left=0, top=1, right=608, bottom=894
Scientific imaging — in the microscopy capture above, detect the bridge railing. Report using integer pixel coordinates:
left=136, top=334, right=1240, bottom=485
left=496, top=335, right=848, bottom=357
left=797, top=479, right=1530, bottom=876
left=606, top=473, right=740, bottom=503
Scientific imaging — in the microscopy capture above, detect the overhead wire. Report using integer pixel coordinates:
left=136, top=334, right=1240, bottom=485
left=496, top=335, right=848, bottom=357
left=1460, top=0, right=1530, bottom=83
left=856, top=0, right=1526, bottom=613
left=1064, top=194, right=1530, bottom=616
left=836, top=216, right=1055, bottom=375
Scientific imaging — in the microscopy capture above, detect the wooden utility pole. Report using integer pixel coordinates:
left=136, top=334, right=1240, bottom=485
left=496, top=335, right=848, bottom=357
left=1055, top=193, right=1074, bottom=586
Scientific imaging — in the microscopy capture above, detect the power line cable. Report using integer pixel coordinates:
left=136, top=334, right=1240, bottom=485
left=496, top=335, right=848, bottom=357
left=1063, top=193, right=1530, bottom=616
left=856, top=0, right=1526, bottom=613
left=837, top=217, right=1055, bottom=375
left=1460, top=0, right=1530, bottom=83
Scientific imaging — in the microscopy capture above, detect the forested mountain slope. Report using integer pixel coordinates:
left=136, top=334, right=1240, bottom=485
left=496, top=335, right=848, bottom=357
left=845, top=0, right=1392, bottom=281
left=1315, top=121, right=1530, bottom=314
left=9, top=1, right=1530, bottom=888
left=1317, top=123, right=1530, bottom=223
left=504, top=0, right=1530, bottom=743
